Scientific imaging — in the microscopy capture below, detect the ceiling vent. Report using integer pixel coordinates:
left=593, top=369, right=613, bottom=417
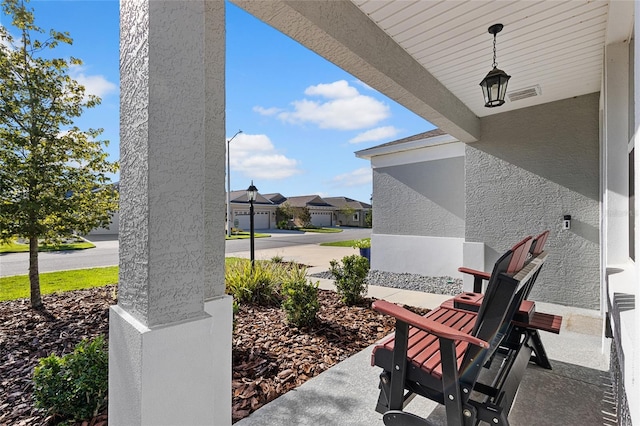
left=507, top=85, right=541, bottom=102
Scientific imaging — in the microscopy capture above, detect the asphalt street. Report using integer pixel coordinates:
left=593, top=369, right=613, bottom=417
left=0, top=228, right=370, bottom=277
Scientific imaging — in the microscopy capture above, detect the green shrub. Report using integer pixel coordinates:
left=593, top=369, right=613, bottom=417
left=351, top=238, right=371, bottom=249
left=329, top=254, right=370, bottom=305
left=225, top=259, right=280, bottom=305
left=281, top=265, right=319, bottom=327
left=33, top=336, right=108, bottom=422
left=270, top=254, right=284, bottom=263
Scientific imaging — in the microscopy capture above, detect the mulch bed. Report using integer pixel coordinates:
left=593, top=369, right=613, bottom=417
left=0, top=286, right=427, bottom=425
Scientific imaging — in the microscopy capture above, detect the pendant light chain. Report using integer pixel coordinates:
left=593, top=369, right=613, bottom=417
left=492, top=33, right=498, bottom=68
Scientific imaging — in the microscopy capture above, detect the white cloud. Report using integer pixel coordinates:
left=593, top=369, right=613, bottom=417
left=349, top=126, right=399, bottom=144
left=253, top=106, right=281, bottom=116
left=229, top=133, right=302, bottom=181
left=330, top=167, right=372, bottom=188
left=276, top=80, right=390, bottom=130
left=70, top=65, right=117, bottom=98
left=304, top=80, right=359, bottom=99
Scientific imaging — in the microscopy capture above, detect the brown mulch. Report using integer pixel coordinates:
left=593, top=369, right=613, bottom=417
left=0, top=286, right=427, bottom=425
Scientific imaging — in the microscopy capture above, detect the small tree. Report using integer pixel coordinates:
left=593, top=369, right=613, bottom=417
left=329, top=255, right=370, bottom=305
left=293, top=206, right=312, bottom=228
left=0, top=0, right=118, bottom=309
left=364, top=209, right=372, bottom=228
left=275, top=202, right=294, bottom=228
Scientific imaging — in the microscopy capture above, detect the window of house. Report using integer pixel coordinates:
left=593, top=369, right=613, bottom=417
left=353, top=212, right=359, bottom=221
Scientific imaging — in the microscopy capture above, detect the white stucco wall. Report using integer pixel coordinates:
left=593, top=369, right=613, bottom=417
left=371, top=234, right=464, bottom=278
left=369, top=141, right=465, bottom=277
left=467, top=93, right=600, bottom=309
left=372, top=142, right=465, bottom=237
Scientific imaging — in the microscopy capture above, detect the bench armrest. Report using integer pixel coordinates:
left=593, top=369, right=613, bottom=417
left=458, top=267, right=491, bottom=281
left=458, top=267, right=491, bottom=293
left=372, top=300, right=489, bottom=349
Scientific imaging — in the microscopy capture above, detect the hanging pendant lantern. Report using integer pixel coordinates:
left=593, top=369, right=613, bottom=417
left=480, top=23, right=511, bottom=108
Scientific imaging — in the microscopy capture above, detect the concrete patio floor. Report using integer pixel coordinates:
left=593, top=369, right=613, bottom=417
left=232, top=244, right=616, bottom=426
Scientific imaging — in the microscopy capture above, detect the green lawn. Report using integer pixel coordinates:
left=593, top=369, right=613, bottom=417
left=320, top=238, right=369, bottom=247
left=299, top=227, right=343, bottom=233
left=0, top=266, right=119, bottom=301
left=225, top=232, right=270, bottom=240
left=0, top=258, right=248, bottom=302
left=0, top=240, right=96, bottom=253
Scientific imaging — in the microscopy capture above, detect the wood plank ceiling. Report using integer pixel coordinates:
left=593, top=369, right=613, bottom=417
left=352, top=0, right=610, bottom=117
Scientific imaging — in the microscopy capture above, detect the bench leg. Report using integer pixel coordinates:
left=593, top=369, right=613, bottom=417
left=440, top=337, right=465, bottom=426
left=389, top=321, right=410, bottom=410
left=528, top=329, right=552, bottom=370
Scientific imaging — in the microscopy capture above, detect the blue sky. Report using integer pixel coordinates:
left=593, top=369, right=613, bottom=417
left=2, top=0, right=434, bottom=204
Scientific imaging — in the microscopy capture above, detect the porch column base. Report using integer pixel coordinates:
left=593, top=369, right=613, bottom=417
left=109, top=296, right=232, bottom=425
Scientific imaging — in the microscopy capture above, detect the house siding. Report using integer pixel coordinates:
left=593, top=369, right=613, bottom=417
left=373, top=156, right=465, bottom=237
left=467, top=93, right=600, bottom=309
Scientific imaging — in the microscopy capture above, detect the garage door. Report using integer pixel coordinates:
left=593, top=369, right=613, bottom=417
left=235, top=211, right=270, bottom=230
left=311, top=211, right=332, bottom=227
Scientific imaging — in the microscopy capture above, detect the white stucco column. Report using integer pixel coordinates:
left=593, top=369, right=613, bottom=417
left=110, top=1, right=230, bottom=425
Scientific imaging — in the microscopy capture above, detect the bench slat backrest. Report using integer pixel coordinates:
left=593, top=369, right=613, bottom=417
left=519, top=230, right=550, bottom=301
left=459, top=236, right=534, bottom=385
left=530, top=230, right=550, bottom=255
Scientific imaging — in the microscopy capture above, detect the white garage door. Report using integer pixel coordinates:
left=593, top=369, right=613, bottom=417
left=235, top=211, right=270, bottom=230
left=311, top=211, right=332, bottom=227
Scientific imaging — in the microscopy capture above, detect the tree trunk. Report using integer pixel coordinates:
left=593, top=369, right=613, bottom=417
left=29, top=236, right=43, bottom=309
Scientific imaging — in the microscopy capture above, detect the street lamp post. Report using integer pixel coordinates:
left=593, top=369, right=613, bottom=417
left=226, top=130, right=242, bottom=237
left=246, top=181, right=258, bottom=269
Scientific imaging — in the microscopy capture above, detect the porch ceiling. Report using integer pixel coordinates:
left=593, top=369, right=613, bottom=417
left=232, top=0, right=631, bottom=142
left=355, top=0, right=610, bottom=117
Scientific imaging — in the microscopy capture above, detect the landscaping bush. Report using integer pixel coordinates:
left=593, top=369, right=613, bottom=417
left=225, top=259, right=280, bottom=305
left=329, top=254, right=370, bottom=305
left=33, top=336, right=108, bottom=422
left=281, top=265, right=319, bottom=327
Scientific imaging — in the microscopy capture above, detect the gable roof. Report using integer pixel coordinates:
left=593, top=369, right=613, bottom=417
left=228, top=190, right=274, bottom=204
left=324, top=196, right=371, bottom=210
left=262, top=193, right=287, bottom=204
left=284, top=195, right=332, bottom=208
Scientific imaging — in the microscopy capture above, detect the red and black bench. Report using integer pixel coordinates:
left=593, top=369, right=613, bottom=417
left=454, top=231, right=561, bottom=369
left=372, top=237, right=547, bottom=426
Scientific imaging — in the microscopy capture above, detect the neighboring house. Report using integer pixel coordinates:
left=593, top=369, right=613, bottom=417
left=356, top=129, right=465, bottom=278
left=227, top=190, right=276, bottom=231
left=282, top=195, right=335, bottom=227
left=324, top=196, right=371, bottom=227
left=93, top=189, right=370, bottom=235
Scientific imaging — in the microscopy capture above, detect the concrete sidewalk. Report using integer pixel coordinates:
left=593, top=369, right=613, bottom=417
left=234, top=244, right=614, bottom=426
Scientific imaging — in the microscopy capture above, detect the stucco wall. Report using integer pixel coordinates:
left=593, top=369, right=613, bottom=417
left=373, top=156, right=465, bottom=237
left=467, top=93, right=600, bottom=309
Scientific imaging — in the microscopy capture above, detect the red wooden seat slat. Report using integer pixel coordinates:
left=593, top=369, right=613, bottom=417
left=407, top=310, right=466, bottom=366
left=514, top=312, right=562, bottom=334
left=373, top=307, right=478, bottom=380
left=417, top=312, right=476, bottom=376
